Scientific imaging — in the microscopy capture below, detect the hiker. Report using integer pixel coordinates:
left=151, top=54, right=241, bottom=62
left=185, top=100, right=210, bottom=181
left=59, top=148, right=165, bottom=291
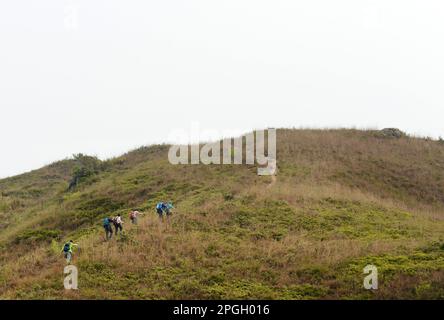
left=156, top=202, right=174, bottom=221
left=165, top=202, right=174, bottom=217
left=156, top=202, right=165, bottom=219
left=103, top=217, right=113, bottom=240
left=113, top=214, right=124, bottom=234
left=61, top=240, right=78, bottom=264
left=129, top=210, right=141, bottom=225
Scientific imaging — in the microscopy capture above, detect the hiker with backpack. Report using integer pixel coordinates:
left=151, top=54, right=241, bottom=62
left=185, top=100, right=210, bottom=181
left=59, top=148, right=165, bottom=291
left=165, top=202, right=174, bottom=217
left=156, top=202, right=165, bottom=219
left=61, top=240, right=78, bottom=264
left=156, top=202, right=174, bottom=221
left=113, top=214, right=124, bottom=234
left=103, top=217, right=113, bottom=240
left=129, top=210, right=141, bottom=225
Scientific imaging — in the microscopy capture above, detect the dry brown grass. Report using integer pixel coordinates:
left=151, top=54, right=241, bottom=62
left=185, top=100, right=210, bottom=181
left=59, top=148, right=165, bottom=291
left=1, top=129, right=444, bottom=299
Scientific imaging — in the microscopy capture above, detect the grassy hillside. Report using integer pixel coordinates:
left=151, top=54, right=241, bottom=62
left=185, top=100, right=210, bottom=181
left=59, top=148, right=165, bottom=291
left=0, top=129, right=443, bottom=299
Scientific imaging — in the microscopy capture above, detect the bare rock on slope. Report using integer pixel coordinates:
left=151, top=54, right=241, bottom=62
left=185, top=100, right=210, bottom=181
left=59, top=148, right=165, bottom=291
left=378, top=128, right=406, bottom=139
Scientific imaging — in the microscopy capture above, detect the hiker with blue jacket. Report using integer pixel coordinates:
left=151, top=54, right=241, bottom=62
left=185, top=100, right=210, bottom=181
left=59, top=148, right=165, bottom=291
left=156, top=202, right=174, bottom=220
left=156, top=202, right=165, bottom=218
left=103, top=217, right=113, bottom=240
left=165, top=202, right=174, bottom=217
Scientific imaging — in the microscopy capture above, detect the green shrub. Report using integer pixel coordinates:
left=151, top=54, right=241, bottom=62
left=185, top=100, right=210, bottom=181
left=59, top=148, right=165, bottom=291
left=15, top=229, right=61, bottom=244
left=67, top=154, right=103, bottom=191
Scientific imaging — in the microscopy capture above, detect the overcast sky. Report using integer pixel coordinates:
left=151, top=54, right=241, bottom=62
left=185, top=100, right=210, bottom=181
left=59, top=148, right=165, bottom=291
left=0, top=1, right=443, bottom=178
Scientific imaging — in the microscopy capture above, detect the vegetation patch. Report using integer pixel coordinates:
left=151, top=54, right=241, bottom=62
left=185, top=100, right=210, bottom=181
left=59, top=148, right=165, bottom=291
left=14, top=229, right=61, bottom=244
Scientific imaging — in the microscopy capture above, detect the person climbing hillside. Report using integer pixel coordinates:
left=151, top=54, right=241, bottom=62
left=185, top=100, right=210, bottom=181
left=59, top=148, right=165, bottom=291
left=61, top=240, right=78, bottom=264
left=103, top=217, right=113, bottom=240
left=113, top=214, right=124, bottom=234
left=165, top=202, right=174, bottom=217
left=156, top=202, right=165, bottom=219
left=156, top=202, right=174, bottom=221
left=129, top=210, right=142, bottom=225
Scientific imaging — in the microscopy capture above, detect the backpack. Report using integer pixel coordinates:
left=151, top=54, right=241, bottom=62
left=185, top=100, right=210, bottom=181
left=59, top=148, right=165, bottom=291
left=156, top=203, right=163, bottom=210
left=129, top=211, right=137, bottom=219
left=63, top=243, right=71, bottom=253
left=103, top=217, right=110, bottom=227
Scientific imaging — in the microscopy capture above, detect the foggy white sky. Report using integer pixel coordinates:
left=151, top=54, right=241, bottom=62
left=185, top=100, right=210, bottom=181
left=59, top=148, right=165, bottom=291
left=0, top=1, right=444, bottom=178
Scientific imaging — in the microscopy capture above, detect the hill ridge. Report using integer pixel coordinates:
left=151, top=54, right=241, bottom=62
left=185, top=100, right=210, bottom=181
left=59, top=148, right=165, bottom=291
left=0, top=128, right=443, bottom=299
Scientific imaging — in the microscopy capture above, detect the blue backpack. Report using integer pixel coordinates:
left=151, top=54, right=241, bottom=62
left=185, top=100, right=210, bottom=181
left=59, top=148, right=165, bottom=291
left=103, top=217, right=110, bottom=227
left=156, top=203, right=163, bottom=210
left=63, top=243, right=71, bottom=253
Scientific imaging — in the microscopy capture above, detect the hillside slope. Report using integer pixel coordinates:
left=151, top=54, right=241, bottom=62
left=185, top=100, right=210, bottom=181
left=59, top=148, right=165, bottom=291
left=0, top=129, right=443, bottom=299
